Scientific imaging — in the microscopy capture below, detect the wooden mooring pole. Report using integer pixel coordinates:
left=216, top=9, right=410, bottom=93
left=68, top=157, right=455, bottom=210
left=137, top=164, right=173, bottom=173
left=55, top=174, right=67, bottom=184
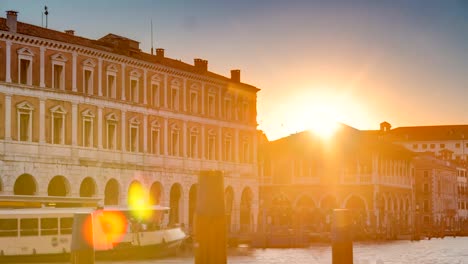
left=70, top=213, right=95, bottom=264
left=194, top=170, right=227, bottom=264
left=331, top=209, right=353, bottom=264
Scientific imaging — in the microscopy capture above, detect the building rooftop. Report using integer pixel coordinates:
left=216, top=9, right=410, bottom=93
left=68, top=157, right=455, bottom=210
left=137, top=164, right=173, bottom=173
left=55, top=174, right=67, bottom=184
left=0, top=15, right=259, bottom=92
left=388, top=125, right=468, bottom=141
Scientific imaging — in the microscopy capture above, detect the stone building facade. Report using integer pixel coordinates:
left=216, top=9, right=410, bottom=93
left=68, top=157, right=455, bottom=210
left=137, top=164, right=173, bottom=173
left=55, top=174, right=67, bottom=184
left=0, top=11, right=259, bottom=234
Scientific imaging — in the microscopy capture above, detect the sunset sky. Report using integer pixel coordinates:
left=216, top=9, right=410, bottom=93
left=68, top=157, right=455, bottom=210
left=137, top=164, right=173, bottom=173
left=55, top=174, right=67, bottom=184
left=3, top=0, right=468, bottom=140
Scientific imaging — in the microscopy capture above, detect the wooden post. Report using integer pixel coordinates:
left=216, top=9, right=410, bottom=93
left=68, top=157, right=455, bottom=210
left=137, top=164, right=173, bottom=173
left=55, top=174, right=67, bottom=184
left=194, top=170, right=227, bottom=264
left=331, top=209, right=353, bottom=264
left=70, top=213, right=95, bottom=264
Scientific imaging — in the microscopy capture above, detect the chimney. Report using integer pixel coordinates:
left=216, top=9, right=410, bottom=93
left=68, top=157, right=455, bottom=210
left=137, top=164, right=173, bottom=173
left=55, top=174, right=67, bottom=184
left=6, top=11, right=18, bottom=33
left=156, top=48, right=165, bottom=59
left=194, top=58, right=208, bottom=72
left=380, top=121, right=391, bottom=133
left=231, top=69, right=241, bottom=82
left=64, top=30, right=75, bottom=35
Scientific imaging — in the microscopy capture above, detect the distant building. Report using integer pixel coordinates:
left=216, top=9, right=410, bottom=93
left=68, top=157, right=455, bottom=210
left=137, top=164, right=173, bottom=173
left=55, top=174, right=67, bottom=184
left=259, top=124, right=415, bottom=238
left=0, top=11, right=259, bottom=233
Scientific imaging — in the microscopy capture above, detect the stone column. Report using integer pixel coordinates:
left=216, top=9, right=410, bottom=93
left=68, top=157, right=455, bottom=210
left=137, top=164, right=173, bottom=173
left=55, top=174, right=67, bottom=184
left=4, top=94, right=11, bottom=140
left=183, top=78, right=187, bottom=111
left=143, top=69, right=147, bottom=105
left=143, top=113, right=148, bottom=153
left=98, top=58, right=103, bottom=96
left=121, top=111, right=126, bottom=151
left=163, top=118, right=168, bottom=155
left=5, top=41, right=12, bottom=83
left=39, top=98, right=46, bottom=143
left=71, top=102, right=78, bottom=146
left=183, top=121, right=187, bottom=157
left=72, top=52, right=77, bottom=92
left=97, top=107, right=103, bottom=149
left=201, top=83, right=205, bottom=114
left=121, top=64, right=126, bottom=100
left=40, top=47, right=46, bottom=87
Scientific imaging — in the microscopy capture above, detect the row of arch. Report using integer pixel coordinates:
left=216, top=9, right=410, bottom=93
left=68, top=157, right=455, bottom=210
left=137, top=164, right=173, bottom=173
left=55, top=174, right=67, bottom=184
left=7, top=174, right=255, bottom=232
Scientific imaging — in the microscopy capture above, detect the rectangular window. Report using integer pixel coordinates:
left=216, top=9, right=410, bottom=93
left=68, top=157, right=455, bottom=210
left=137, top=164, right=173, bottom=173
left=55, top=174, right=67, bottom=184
left=130, top=126, right=138, bottom=152
left=224, top=138, right=232, bottom=161
left=440, top=143, right=445, bottom=148
left=430, top=144, right=435, bottom=149
left=20, top=218, right=38, bottom=236
left=83, top=119, right=92, bottom=147
left=412, top=144, right=418, bottom=149
left=422, top=144, right=427, bottom=149
left=152, top=84, right=159, bottom=107
left=224, top=99, right=231, bottom=119
left=151, top=129, right=159, bottom=154
left=208, top=136, right=215, bottom=160
left=107, top=122, right=116, bottom=150
left=0, top=219, right=18, bottom=237
left=60, top=218, right=73, bottom=235
left=40, top=218, right=58, bottom=236
left=208, top=95, right=215, bottom=116
left=19, top=112, right=30, bottom=141
left=84, top=69, right=92, bottom=95
left=130, top=79, right=138, bottom=103
left=456, top=143, right=461, bottom=148
left=190, top=92, right=198, bottom=113
left=19, top=59, right=30, bottom=85
left=53, top=114, right=63, bottom=144
left=190, top=134, right=197, bottom=158
left=423, top=183, right=429, bottom=193
left=107, top=74, right=116, bottom=98
left=53, top=64, right=64, bottom=89
left=242, top=102, right=248, bottom=121
left=424, top=171, right=428, bottom=178
left=171, top=131, right=179, bottom=156
left=242, top=142, right=250, bottom=163
left=171, top=88, right=179, bottom=110
left=423, top=200, right=429, bottom=213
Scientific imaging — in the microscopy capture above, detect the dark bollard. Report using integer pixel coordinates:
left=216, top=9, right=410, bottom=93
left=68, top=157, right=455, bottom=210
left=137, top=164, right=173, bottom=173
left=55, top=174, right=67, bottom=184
left=194, top=170, right=227, bottom=264
left=70, top=213, right=95, bottom=264
left=331, top=209, right=353, bottom=264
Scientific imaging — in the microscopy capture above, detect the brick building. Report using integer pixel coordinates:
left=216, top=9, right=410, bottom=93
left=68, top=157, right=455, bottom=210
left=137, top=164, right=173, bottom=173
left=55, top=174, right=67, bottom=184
left=0, top=11, right=259, bottom=233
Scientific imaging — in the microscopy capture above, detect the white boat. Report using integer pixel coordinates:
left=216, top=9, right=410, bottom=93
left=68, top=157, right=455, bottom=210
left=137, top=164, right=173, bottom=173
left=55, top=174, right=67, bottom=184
left=0, top=206, right=187, bottom=262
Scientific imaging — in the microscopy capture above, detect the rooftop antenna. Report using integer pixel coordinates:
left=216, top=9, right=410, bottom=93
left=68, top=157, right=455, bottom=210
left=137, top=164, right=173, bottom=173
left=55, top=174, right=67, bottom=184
left=150, top=19, right=154, bottom=55
left=44, top=6, right=48, bottom=28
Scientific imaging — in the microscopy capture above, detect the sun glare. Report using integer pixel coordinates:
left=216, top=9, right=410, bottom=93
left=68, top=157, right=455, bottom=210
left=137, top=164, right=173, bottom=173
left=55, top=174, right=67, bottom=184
left=307, top=102, right=341, bottom=139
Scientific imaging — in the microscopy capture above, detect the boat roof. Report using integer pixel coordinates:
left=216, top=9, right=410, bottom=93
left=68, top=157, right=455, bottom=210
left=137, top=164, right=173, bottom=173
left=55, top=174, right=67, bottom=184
left=0, top=205, right=170, bottom=217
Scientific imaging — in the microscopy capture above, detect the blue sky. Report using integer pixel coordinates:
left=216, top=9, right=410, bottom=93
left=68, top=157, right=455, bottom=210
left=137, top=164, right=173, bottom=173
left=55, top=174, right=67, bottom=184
left=2, top=0, right=468, bottom=140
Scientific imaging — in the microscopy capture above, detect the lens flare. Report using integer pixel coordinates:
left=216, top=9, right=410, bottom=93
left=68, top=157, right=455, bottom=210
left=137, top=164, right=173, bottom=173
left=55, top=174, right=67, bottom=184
left=128, top=183, right=153, bottom=220
left=83, top=210, right=128, bottom=250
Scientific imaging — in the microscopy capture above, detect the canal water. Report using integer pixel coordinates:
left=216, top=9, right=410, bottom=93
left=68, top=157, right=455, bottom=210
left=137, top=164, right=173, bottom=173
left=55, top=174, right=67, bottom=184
left=37, top=237, right=468, bottom=264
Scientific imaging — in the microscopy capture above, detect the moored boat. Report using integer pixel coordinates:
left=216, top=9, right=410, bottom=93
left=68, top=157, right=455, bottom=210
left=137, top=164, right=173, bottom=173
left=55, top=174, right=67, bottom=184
left=0, top=206, right=186, bottom=262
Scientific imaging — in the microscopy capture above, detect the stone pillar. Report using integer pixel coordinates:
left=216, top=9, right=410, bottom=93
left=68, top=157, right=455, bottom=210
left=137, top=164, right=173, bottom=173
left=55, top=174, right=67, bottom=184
left=143, top=69, right=147, bottom=105
left=163, top=118, right=168, bottom=155
left=143, top=113, right=148, bottom=153
left=183, top=121, right=187, bottom=157
left=121, top=64, right=126, bottom=100
left=71, top=102, right=78, bottom=146
left=201, top=83, right=205, bottom=114
left=4, top=94, right=11, bottom=140
left=98, top=58, right=102, bottom=96
left=183, top=78, right=187, bottom=111
left=121, top=111, right=126, bottom=151
left=331, top=209, right=353, bottom=264
left=40, top=47, right=45, bottom=87
left=72, top=52, right=77, bottom=92
left=39, top=98, right=46, bottom=143
left=5, top=41, right=12, bottom=83
left=164, top=74, right=168, bottom=108
left=97, top=107, right=103, bottom=149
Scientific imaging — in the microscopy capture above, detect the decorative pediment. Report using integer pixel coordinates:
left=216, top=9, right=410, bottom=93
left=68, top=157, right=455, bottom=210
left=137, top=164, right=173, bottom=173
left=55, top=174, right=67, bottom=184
left=17, top=47, right=34, bottom=57
left=190, top=83, right=201, bottom=90
left=190, top=127, right=199, bottom=133
left=242, top=136, right=250, bottom=141
left=151, top=74, right=162, bottom=82
left=208, top=87, right=217, bottom=94
left=151, top=120, right=160, bottom=128
left=171, top=79, right=181, bottom=87
left=106, top=112, right=118, bottom=121
left=50, top=105, right=67, bottom=114
left=129, top=116, right=140, bottom=125
left=130, top=69, right=141, bottom=78
left=170, top=123, right=179, bottom=130
left=82, top=58, right=96, bottom=68
left=50, top=53, right=68, bottom=62
left=106, top=64, right=118, bottom=73
left=81, top=109, right=95, bottom=118
left=225, top=132, right=232, bottom=138
left=16, top=101, right=34, bottom=110
left=208, top=129, right=216, bottom=136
